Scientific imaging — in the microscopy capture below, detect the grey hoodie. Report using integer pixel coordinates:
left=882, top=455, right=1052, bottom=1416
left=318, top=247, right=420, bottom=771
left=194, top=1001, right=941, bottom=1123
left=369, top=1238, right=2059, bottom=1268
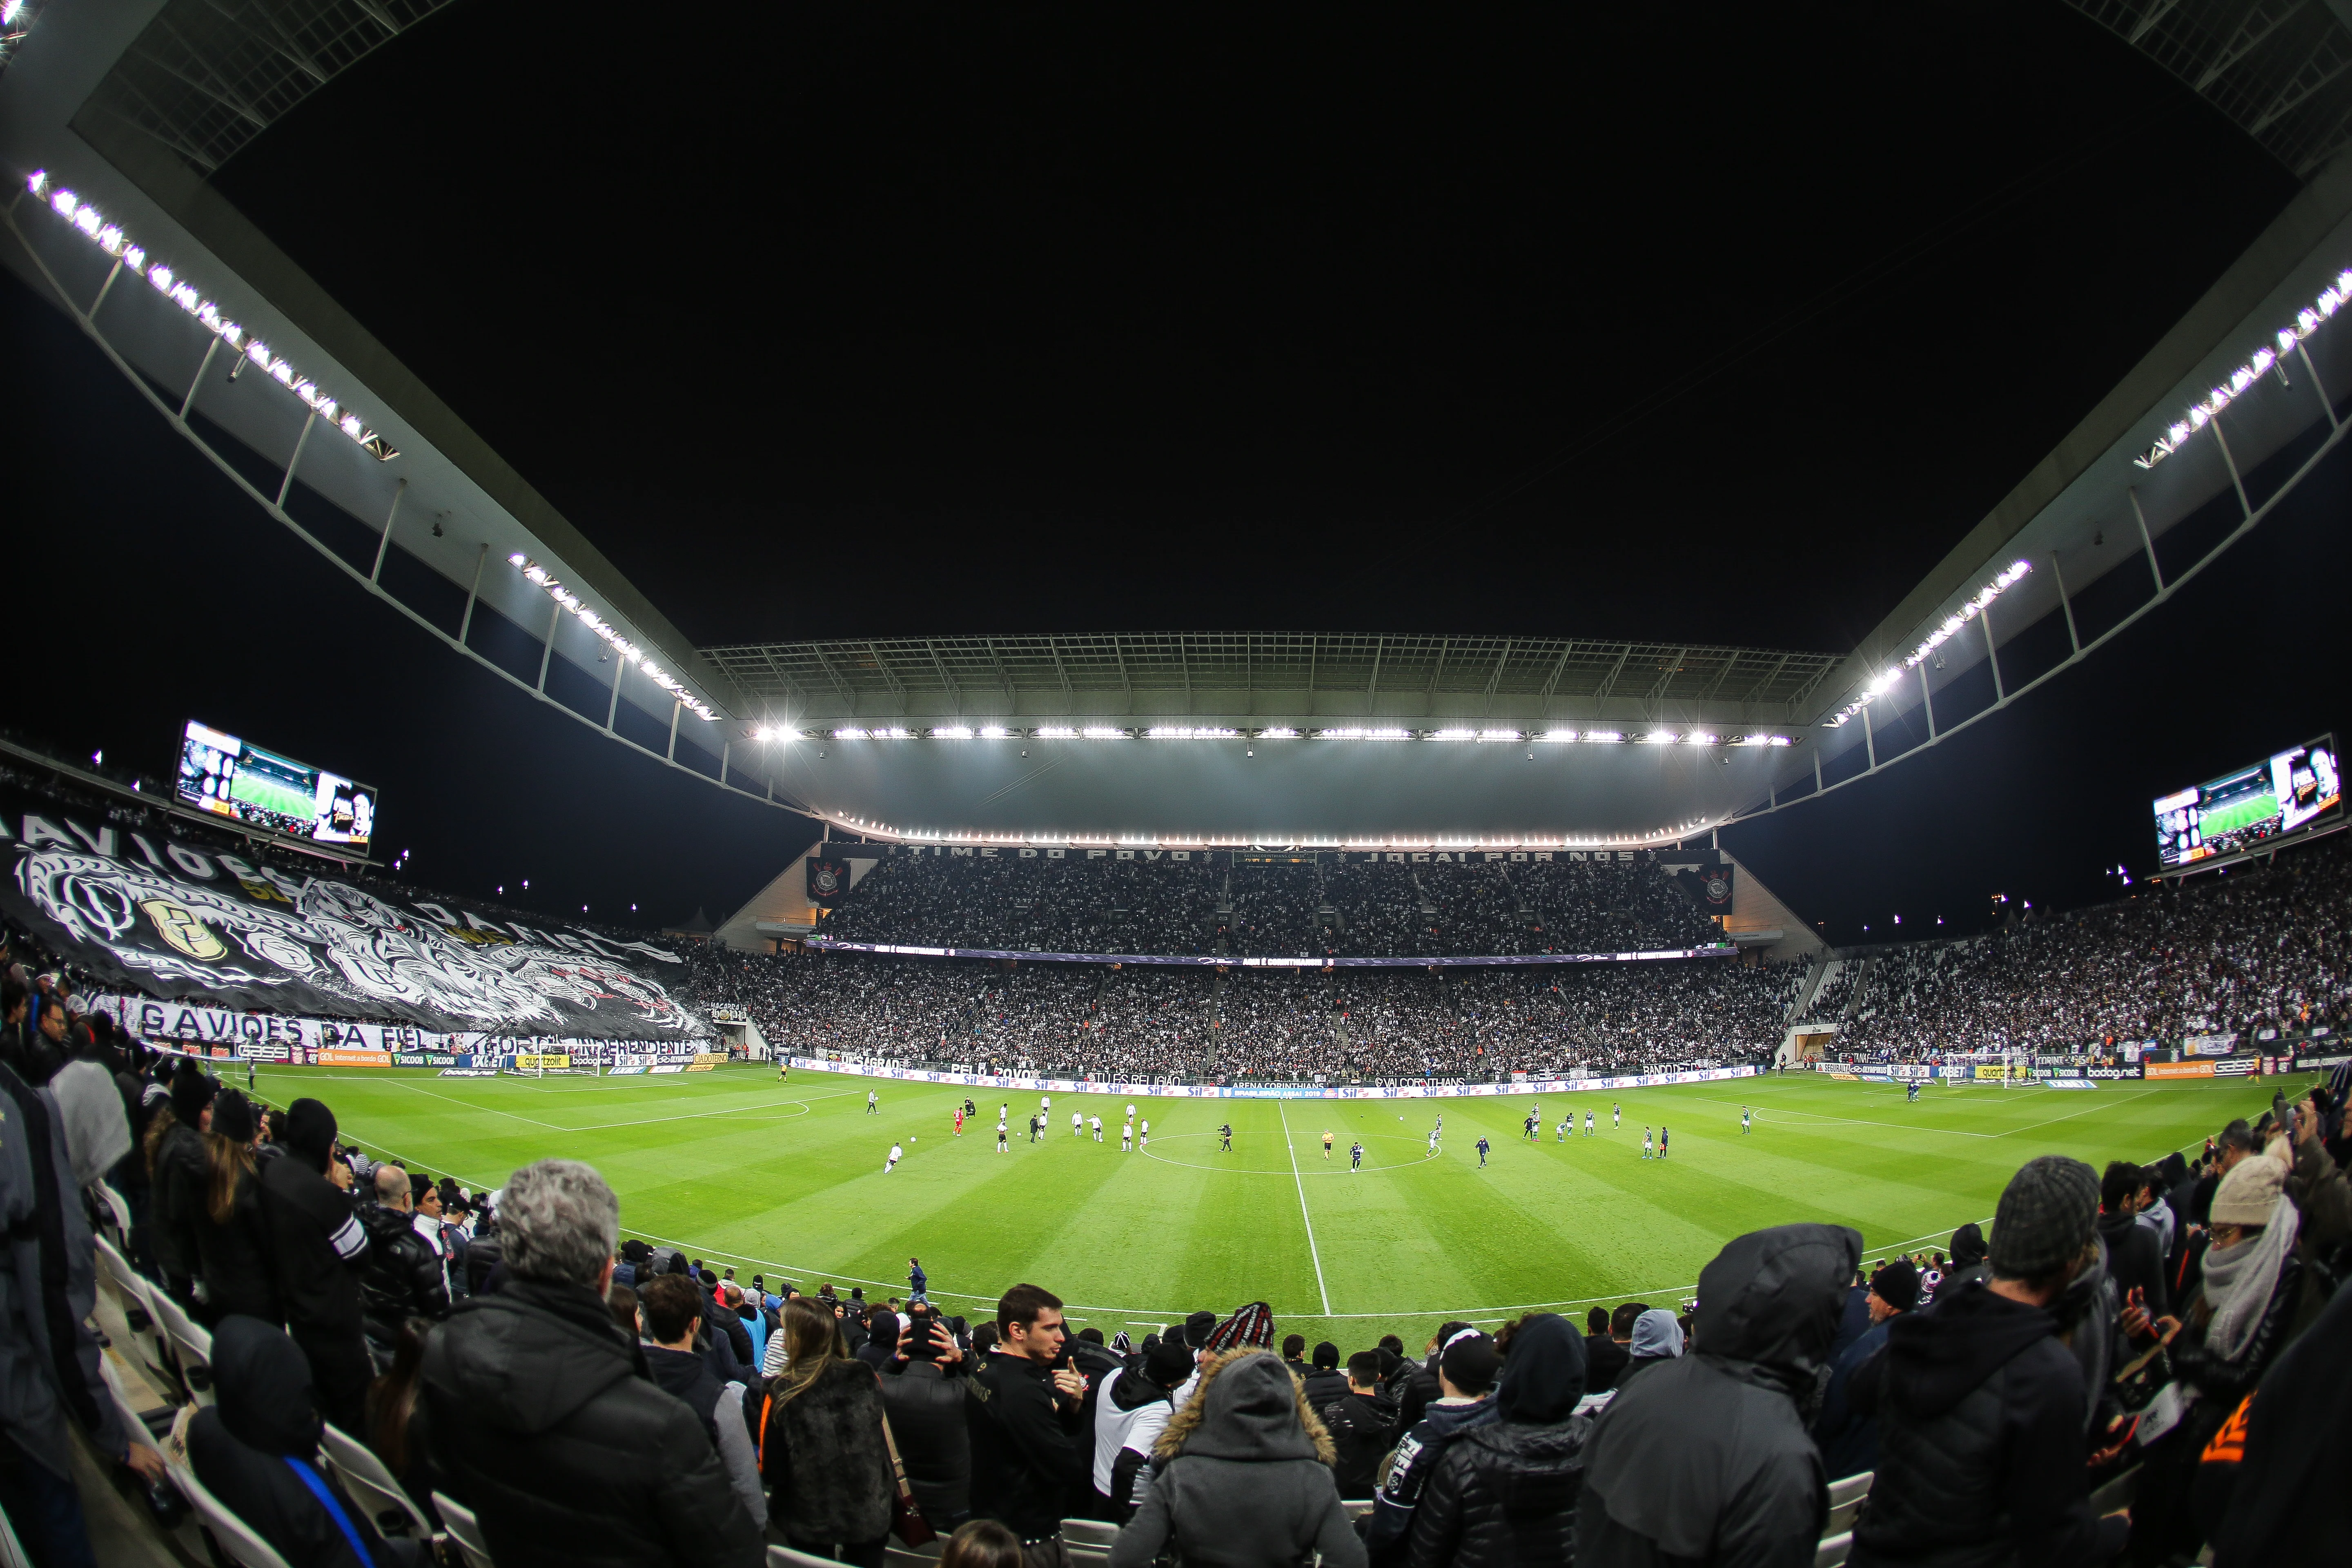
left=1110, top=1352, right=1367, bottom=1568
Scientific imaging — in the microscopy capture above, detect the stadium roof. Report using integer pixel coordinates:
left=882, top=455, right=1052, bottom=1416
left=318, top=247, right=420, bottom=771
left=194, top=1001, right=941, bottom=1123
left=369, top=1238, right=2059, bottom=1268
left=9, top=7, right=2352, bottom=846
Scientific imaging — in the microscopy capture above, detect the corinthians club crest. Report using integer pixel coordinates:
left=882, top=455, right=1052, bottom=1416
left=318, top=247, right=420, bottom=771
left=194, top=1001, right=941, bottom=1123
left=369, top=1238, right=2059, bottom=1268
left=807, top=856, right=849, bottom=902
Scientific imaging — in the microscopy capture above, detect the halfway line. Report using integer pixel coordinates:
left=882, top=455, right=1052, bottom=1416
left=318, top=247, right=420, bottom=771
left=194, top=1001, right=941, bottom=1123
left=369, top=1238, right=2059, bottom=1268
left=1276, top=1101, right=1333, bottom=1316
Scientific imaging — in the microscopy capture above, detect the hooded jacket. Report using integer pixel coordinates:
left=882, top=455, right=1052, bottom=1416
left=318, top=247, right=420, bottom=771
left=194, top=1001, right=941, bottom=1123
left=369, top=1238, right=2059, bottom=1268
left=1577, top=1222, right=1861, bottom=1568
left=2094, top=1207, right=2167, bottom=1321
left=151, top=1118, right=210, bottom=1285
left=188, top=1316, right=408, bottom=1568
left=644, top=1343, right=762, bottom=1524
left=358, top=1201, right=450, bottom=1349
left=419, top=1276, right=762, bottom=1568
left=1846, top=1277, right=2126, bottom=1568
left=1108, top=1349, right=1366, bottom=1568
left=1407, top=1314, right=1590, bottom=1568
left=1365, top=1391, right=1495, bottom=1563
left=1322, top=1386, right=1400, bottom=1500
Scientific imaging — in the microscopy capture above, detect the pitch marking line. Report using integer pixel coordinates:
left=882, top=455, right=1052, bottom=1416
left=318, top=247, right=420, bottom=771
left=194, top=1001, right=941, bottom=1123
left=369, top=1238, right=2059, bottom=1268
left=1276, top=1101, right=1333, bottom=1316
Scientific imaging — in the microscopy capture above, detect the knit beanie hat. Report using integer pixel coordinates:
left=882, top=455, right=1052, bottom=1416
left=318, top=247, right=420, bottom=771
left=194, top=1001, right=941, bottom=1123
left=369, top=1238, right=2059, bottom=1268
left=1991, top=1155, right=2100, bottom=1278
left=1870, top=1257, right=1921, bottom=1313
left=169, top=1059, right=218, bottom=1126
left=2211, top=1148, right=2289, bottom=1227
left=1145, top=1335, right=1194, bottom=1387
left=1203, top=1301, right=1276, bottom=1353
left=285, top=1098, right=338, bottom=1170
left=1439, top=1329, right=1499, bottom=1394
left=1182, top=1310, right=1218, bottom=1349
left=209, top=1087, right=256, bottom=1144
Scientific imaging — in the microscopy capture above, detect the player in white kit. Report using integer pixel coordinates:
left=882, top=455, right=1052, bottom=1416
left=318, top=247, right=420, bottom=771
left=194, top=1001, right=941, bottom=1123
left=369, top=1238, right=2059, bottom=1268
left=885, top=1141, right=902, bottom=1172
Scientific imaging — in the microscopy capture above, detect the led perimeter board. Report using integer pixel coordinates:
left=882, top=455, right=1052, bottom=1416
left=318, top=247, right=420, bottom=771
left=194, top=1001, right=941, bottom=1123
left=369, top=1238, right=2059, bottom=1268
left=2154, top=735, right=2340, bottom=869
left=176, top=720, right=377, bottom=849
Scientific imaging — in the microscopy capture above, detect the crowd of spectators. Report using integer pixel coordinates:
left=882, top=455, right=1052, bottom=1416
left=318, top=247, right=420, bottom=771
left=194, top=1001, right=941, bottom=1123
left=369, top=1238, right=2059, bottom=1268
left=817, top=853, right=1728, bottom=959
left=1828, top=834, right=2352, bottom=1057
left=28, top=994, right=2339, bottom=1568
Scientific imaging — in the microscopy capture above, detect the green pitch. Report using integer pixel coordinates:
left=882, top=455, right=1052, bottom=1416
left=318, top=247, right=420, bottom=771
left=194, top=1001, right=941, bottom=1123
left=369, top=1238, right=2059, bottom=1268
left=2198, top=791, right=2278, bottom=838
left=243, top=1065, right=2295, bottom=1348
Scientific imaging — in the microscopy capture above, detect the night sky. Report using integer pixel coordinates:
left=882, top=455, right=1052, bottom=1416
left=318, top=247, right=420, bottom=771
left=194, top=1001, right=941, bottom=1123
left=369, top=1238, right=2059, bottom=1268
left=4, top=4, right=2345, bottom=939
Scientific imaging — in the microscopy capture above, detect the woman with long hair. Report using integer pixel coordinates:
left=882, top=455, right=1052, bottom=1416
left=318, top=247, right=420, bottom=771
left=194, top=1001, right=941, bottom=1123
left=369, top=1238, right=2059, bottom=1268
left=194, top=1088, right=280, bottom=1325
left=757, top=1296, right=895, bottom=1568
left=365, top=1316, right=441, bottom=1521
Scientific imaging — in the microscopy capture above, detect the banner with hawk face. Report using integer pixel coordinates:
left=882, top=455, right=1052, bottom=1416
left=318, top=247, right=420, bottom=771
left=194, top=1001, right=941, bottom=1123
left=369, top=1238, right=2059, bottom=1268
left=1, top=784, right=708, bottom=1040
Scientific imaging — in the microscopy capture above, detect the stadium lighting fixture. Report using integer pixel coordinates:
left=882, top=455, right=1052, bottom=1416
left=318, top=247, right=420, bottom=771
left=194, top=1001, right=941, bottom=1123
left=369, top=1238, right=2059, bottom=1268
left=1826, top=559, right=2032, bottom=728
left=1316, top=727, right=1412, bottom=739
left=1145, top=726, right=1238, bottom=739
left=979, top=724, right=1012, bottom=738
left=1257, top=727, right=1299, bottom=738
left=1036, top=726, right=1078, bottom=739
left=1430, top=728, right=1476, bottom=741
left=2138, top=266, right=2352, bottom=469
left=1534, top=730, right=1577, bottom=743
left=931, top=726, right=974, bottom=739
left=24, top=173, right=396, bottom=459
left=1639, top=730, right=1678, bottom=744
left=1581, top=730, right=1625, bottom=744
left=506, top=555, right=717, bottom=719
left=1081, top=726, right=1129, bottom=739
left=1682, top=731, right=1717, bottom=746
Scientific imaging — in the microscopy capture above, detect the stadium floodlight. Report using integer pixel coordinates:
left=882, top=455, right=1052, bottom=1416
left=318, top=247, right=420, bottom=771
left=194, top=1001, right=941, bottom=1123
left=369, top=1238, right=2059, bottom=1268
left=1682, top=731, right=1717, bottom=746
left=1081, top=726, right=1129, bottom=739
left=931, top=726, right=974, bottom=739
left=2138, top=266, right=2352, bottom=468
left=1257, top=727, right=1299, bottom=738
left=1316, top=727, right=1412, bottom=739
left=833, top=728, right=871, bottom=739
left=1145, top=726, right=1238, bottom=739
left=508, top=551, right=527, bottom=566
left=1430, top=728, right=1477, bottom=741
left=27, top=175, right=396, bottom=459
left=1581, top=730, right=1625, bottom=743
left=1477, top=730, right=1521, bottom=742
left=1828, top=558, right=2033, bottom=728
left=1639, top=730, right=1678, bottom=744
left=506, top=555, right=717, bottom=718
left=1036, top=726, right=1078, bottom=739
left=1534, top=730, right=1578, bottom=742
left=978, top=724, right=1013, bottom=738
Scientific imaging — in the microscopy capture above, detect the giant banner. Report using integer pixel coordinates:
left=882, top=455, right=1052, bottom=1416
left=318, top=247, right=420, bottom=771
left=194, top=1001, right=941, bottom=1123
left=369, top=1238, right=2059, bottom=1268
left=2, top=785, right=707, bottom=1040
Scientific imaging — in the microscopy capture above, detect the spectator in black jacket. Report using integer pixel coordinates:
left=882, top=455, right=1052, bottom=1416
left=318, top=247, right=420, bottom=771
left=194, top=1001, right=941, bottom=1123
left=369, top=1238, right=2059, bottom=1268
left=857, top=1307, right=900, bottom=1372
left=1321, top=1351, right=1399, bottom=1500
left=1847, top=1156, right=2127, bottom=1568
left=967, top=1282, right=1087, bottom=1562
left=1301, top=1342, right=1350, bottom=1410
left=637, top=1274, right=762, bottom=1523
left=149, top=1059, right=215, bottom=1310
left=1578, top=1224, right=1860, bottom=1568
left=357, top=1166, right=450, bottom=1367
left=194, top=1089, right=281, bottom=1325
left=760, top=1296, right=895, bottom=1568
left=1581, top=1306, right=1628, bottom=1394
left=189, top=1315, right=421, bottom=1568
left=419, top=1157, right=761, bottom=1568
left=2097, top=1160, right=2170, bottom=1321
left=1392, top=1320, right=1470, bottom=1435
left=258, top=1098, right=372, bottom=1433
left=882, top=1305, right=972, bottom=1532
left=1408, top=1313, right=1589, bottom=1568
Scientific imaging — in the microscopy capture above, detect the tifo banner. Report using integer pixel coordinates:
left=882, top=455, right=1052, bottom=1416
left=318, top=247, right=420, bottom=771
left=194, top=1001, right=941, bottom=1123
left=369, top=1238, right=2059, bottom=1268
left=807, top=939, right=1735, bottom=967
left=786, top=1056, right=1760, bottom=1098
left=806, top=853, right=858, bottom=906
left=1, top=784, right=708, bottom=1040
left=89, top=993, right=713, bottom=1060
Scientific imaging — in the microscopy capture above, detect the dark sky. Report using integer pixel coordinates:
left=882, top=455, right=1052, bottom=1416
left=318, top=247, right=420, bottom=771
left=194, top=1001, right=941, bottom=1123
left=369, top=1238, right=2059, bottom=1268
left=5, top=3, right=2345, bottom=936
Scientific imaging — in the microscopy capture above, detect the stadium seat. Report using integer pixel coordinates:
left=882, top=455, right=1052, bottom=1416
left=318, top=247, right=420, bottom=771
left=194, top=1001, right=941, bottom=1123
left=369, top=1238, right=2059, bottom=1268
left=435, top=1492, right=497, bottom=1568
left=1060, top=1517, right=1120, bottom=1564
left=148, top=1288, right=216, bottom=1405
left=86, top=1182, right=130, bottom=1252
left=1341, top=1499, right=1374, bottom=1519
left=0, top=1490, right=30, bottom=1568
left=1815, top=1530, right=1853, bottom=1568
left=768, top=1548, right=858, bottom=1568
left=318, top=1421, right=435, bottom=1539
left=1825, top=1470, right=1872, bottom=1536
left=174, top=1463, right=295, bottom=1568
left=882, top=1541, right=943, bottom=1566
left=94, top=1236, right=179, bottom=1394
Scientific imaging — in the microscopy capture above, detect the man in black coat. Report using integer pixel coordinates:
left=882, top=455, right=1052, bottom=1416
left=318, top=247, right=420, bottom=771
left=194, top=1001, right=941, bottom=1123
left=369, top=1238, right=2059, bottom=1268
left=258, top=1099, right=373, bottom=1434
left=966, top=1282, right=1087, bottom=1554
left=1581, top=1307, right=1629, bottom=1395
left=151, top=1060, right=216, bottom=1309
left=882, top=1307, right=972, bottom=1531
left=2096, top=1160, right=2169, bottom=1320
left=189, top=1315, right=420, bottom=1568
left=1577, top=1223, right=1861, bottom=1568
left=1847, top=1156, right=2128, bottom=1568
left=1301, top=1341, right=1351, bottom=1411
left=419, top=1158, right=761, bottom=1568
left=356, top=1165, right=450, bottom=1365
left=1321, top=1351, right=1400, bottom=1499
left=1406, top=1314, right=1589, bottom=1566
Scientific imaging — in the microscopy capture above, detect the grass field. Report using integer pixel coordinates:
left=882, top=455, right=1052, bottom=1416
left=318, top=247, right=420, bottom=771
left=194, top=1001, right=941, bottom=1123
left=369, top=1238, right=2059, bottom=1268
left=241, top=1065, right=2300, bottom=1348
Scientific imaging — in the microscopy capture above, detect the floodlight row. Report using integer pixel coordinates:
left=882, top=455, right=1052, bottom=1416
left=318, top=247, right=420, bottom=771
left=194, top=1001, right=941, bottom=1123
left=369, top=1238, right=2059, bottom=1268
left=507, top=554, right=719, bottom=720
left=760, top=724, right=1795, bottom=746
left=2136, top=265, right=2352, bottom=470
left=24, top=171, right=397, bottom=460
left=1825, top=559, right=2032, bottom=729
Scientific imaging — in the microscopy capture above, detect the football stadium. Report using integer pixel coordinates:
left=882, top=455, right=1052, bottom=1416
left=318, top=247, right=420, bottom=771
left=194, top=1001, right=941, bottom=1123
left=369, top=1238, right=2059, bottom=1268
left=2, top=7, right=2349, bottom=1568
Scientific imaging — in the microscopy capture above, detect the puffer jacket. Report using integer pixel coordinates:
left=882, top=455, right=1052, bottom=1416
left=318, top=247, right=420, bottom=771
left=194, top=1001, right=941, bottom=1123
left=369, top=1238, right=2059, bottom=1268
left=419, top=1276, right=761, bottom=1568
left=1846, top=1278, right=2126, bottom=1568
left=1577, top=1223, right=1860, bottom=1568
left=1107, top=1350, right=1365, bottom=1568
left=356, top=1203, right=448, bottom=1351
left=194, top=1164, right=282, bottom=1326
left=1406, top=1314, right=1590, bottom=1568
left=880, top=1359, right=970, bottom=1527
left=761, top=1356, right=895, bottom=1547
left=151, top=1120, right=209, bottom=1285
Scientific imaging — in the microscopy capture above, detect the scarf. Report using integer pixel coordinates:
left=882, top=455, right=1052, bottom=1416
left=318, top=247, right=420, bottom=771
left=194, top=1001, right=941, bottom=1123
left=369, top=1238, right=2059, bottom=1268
left=2201, top=1190, right=2299, bottom=1365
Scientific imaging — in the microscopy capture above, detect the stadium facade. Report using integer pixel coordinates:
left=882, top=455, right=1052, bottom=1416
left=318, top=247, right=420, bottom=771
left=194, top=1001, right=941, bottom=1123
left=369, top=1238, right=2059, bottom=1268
left=7, top=3, right=2352, bottom=942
